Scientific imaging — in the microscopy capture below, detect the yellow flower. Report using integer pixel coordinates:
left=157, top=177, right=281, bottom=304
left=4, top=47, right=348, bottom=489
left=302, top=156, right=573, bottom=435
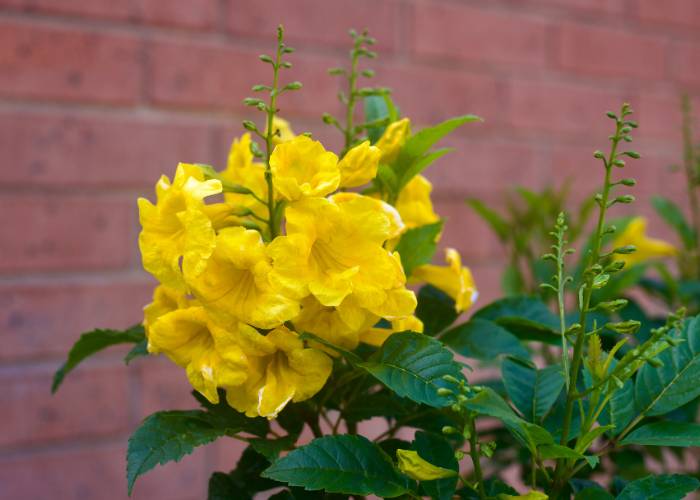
left=376, top=118, right=410, bottom=165
left=147, top=306, right=251, bottom=404
left=220, top=133, right=269, bottom=221
left=138, top=163, right=222, bottom=291
left=358, top=315, right=424, bottom=347
left=225, top=326, right=332, bottom=418
left=267, top=195, right=416, bottom=318
left=396, top=449, right=457, bottom=481
left=338, top=140, right=381, bottom=188
left=412, top=248, right=478, bottom=313
left=499, top=492, right=548, bottom=500
left=268, top=116, right=296, bottom=145
left=395, top=174, right=440, bottom=229
left=188, top=226, right=299, bottom=329
left=612, top=217, right=677, bottom=267
left=143, top=285, right=195, bottom=337
left=270, top=135, right=340, bottom=201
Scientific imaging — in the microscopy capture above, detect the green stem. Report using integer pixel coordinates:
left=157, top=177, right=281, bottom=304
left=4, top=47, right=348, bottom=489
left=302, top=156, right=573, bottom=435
left=342, top=41, right=361, bottom=157
left=263, top=30, right=284, bottom=239
left=468, top=418, right=486, bottom=500
left=681, top=95, right=700, bottom=278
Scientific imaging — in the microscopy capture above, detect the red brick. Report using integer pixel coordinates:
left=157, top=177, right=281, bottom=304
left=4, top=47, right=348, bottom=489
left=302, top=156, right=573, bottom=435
left=637, top=0, right=700, bottom=28
left=0, top=111, right=215, bottom=189
left=0, top=195, right=133, bottom=273
left=0, top=441, right=207, bottom=500
left=148, top=39, right=341, bottom=117
left=412, top=3, right=548, bottom=67
left=670, top=41, right=700, bottom=86
left=467, top=262, right=503, bottom=308
left=0, top=0, right=133, bottom=21
left=0, top=363, right=130, bottom=448
left=138, top=358, right=199, bottom=417
left=521, top=0, right=625, bottom=14
left=138, top=0, right=219, bottom=30
left=0, top=22, right=142, bottom=104
left=554, top=22, right=667, bottom=80
left=380, top=65, right=501, bottom=128
left=0, top=279, right=153, bottom=362
left=227, top=0, right=399, bottom=51
left=506, top=80, right=631, bottom=137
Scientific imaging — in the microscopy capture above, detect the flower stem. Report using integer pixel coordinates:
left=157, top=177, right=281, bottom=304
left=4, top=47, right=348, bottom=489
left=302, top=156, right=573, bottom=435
left=263, top=27, right=284, bottom=239
left=468, top=417, right=486, bottom=500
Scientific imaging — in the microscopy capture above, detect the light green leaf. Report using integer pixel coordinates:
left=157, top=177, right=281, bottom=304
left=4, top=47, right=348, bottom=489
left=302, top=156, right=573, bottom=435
left=52, top=324, right=145, bottom=393
left=621, top=421, right=700, bottom=447
left=262, top=435, right=411, bottom=497
left=412, top=431, right=458, bottom=500
left=616, top=474, right=699, bottom=500
left=395, top=221, right=444, bottom=277
left=502, top=357, right=564, bottom=422
left=416, top=285, right=459, bottom=336
left=359, top=332, right=465, bottom=408
left=466, top=198, right=510, bottom=241
left=399, top=148, right=452, bottom=188
left=538, top=443, right=584, bottom=461
left=440, top=318, right=529, bottom=361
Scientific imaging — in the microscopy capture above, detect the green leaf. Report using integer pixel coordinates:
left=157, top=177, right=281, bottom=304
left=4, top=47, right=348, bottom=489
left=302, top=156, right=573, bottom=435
left=651, top=195, right=696, bottom=249
left=465, top=198, right=509, bottom=241
left=538, top=443, right=584, bottom=461
left=359, top=332, right=465, bottom=408
left=399, top=148, right=452, bottom=188
left=412, top=431, right=458, bottom=500
left=298, top=332, right=362, bottom=365
left=262, top=435, right=411, bottom=497
left=502, top=357, right=564, bottom=422
left=416, top=285, right=459, bottom=336
left=192, top=390, right=269, bottom=437
left=124, top=339, right=148, bottom=365
left=472, top=296, right=561, bottom=344
left=248, top=435, right=298, bottom=461
left=52, top=324, right=144, bottom=393
left=208, top=471, right=251, bottom=500
left=440, top=318, right=529, bottom=361
left=620, top=421, right=700, bottom=447
left=364, top=94, right=396, bottom=144
left=575, top=488, right=614, bottom=500
left=127, top=409, right=255, bottom=495
left=395, top=220, right=444, bottom=277
left=616, top=474, right=699, bottom=500
left=635, top=316, right=700, bottom=417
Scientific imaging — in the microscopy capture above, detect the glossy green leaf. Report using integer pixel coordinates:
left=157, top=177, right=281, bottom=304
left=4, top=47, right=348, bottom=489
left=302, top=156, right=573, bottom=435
left=359, top=332, right=465, bottom=408
left=364, top=94, right=397, bottom=144
left=472, top=296, right=561, bottom=344
left=616, top=474, right=699, bottom=500
left=538, top=443, right=584, bottom=461
left=412, top=431, right=458, bottom=500
left=52, top=324, right=144, bottom=393
left=635, top=316, right=700, bottom=417
left=395, top=221, right=444, bottom=277
left=416, top=285, right=459, bottom=336
left=502, top=357, right=564, bottom=421
left=440, top=318, right=529, bottom=361
left=621, top=421, right=700, bottom=447
left=124, top=339, right=148, bottom=365
left=262, top=435, right=411, bottom=497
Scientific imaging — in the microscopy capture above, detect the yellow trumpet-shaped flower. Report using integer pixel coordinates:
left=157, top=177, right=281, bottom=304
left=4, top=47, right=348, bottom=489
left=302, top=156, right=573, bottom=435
left=612, top=217, right=677, bottom=267
left=268, top=195, right=416, bottom=318
left=395, top=174, right=440, bottom=230
left=396, top=449, right=457, bottom=481
left=226, top=326, right=332, bottom=419
left=221, top=133, right=269, bottom=220
left=147, top=306, right=252, bottom=404
left=268, top=116, right=296, bottom=145
left=338, top=140, right=381, bottom=188
left=358, top=315, right=424, bottom=347
left=143, top=285, right=196, bottom=337
left=138, top=163, right=222, bottom=291
left=188, top=226, right=299, bottom=330
left=412, top=248, right=478, bottom=313
left=376, top=118, right=410, bottom=165
left=270, top=135, right=340, bottom=201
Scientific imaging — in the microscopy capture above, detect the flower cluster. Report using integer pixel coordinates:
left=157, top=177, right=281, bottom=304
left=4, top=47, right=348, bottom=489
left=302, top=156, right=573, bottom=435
left=138, top=112, right=476, bottom=418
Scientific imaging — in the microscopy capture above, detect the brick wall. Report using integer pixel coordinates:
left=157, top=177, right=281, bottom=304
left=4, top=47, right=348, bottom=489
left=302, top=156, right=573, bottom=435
left=1, top=1, right=699, bottom=498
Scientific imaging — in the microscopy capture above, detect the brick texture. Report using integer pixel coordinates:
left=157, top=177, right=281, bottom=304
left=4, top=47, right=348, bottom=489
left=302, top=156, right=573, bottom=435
left=1, top=0, right=699, bottom=498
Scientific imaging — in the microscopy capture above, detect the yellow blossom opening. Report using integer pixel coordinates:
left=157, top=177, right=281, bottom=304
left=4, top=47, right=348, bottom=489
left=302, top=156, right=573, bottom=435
left=395, top=174, right=440, bottom=229
left=268, top=116, right=296, bottom=145
left=338, top=140, right=381, bottom=188
left=376, top=117, right=411, bottom=165
left=412, top=248, right=478, bottom=313
left=612, top=216, right=677, bottom=267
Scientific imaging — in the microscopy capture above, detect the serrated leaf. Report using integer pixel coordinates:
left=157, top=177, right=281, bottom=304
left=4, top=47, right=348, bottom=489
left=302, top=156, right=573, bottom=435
left=124, top=339, right=148, bottom=365
left=127, top=410, right=252, bottom=495
left=635, top=316, right=700, bottom=417
left=52, top=324, right=144, bottom=393
left=248, top=435, right=298, bottom=462
left=191, top=390, right=269, bottom=438
left=412, top=431, right=458, bottom=500
left=416, top=285, right=459, bottom=336
left=262, top=435, right=411, bottom=497
left=502, top=357, right=564, bottom=422
left=359, top=332, right=465, bottom=408
left=395, top=221, right=444, bottom=277
left=616, top=474, right=699, bottom=500
left=440, top=318, right=529, bottom=361
left=620, top=421, right=700, bottom=447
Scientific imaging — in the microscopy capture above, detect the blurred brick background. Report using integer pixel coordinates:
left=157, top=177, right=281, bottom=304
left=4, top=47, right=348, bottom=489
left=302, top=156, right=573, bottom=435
left=1, top=0, right=699, bottom=498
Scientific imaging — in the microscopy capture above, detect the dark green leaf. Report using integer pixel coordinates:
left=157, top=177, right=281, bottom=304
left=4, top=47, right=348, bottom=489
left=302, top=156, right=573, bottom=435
left=440, top=318, right=529, bottom=361
left=262, top=435, right=411, bottom=497
left=399, top=148, right=452, bottom=188
left=621, top=421, right=700, bottom=447
left=298, top=332, right=362, bottom=365
left=502, top=357, right=564, bottom=421
left=538, top=443, right=584, bottom=460
left=465, top=198, right=509, bottom=241
left=472, top=296, right=561, bottom=344
left=248, top=435, right=298, bottom=461
left=52, top=324, right=144, bottom=393
left=616, top=474, right=699, bottom=500
left=416, top=285, right=458, bottom=336
left=395, top=221, right=444, bottom=277
left=635, top=316, right=700, bottom=417
left=208, top=471, right=251, bottom=500
left=359, top=332, right=465, bottom=408
left=124, top=339, right=148, bottom=365
left=192, top=390, right=269, bottom=437
left=575, top=488, right=614, bottom=500
left=412, top=431, right=458, bottom=500
left=651, top=195, right=695, bottom=249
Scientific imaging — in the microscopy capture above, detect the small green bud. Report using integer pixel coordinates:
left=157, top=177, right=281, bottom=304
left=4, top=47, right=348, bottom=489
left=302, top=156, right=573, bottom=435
left=454, top=450, right=465, bottom=460
left=361, top=69, right=375, bottom=78
left=442, top=375, right=461, bottom=385
left=596, top=299, right=628, bottom=312
left=242, top=120, right=258, bottom=131
left=281, top=46, right=295, bottom=54
left=614, top=245, right=636, bottom=254
left=243, top=97, right=263, bottom=107
left=284, top=81, right=302, bottom=91
left=593, top=150, right=606, bottom=159
left=442, top=426, right=460, bottom=435
left=606, top=320, right=641, bottom=335
left=322, top=113, right=336, bottom=124
left=606, top=111, right=618, bottom=120
left=280, top=61, right=292, bottom=68
left=614, top=195, right=635, bottom=204
left=620, top=178, right=636, bottom=186
left=612, top=159, right=626, bottom=168
left=647, top=357, right=664, bottom=368
left=437, top=388, right=454, bottom=397
left=605, top=260, right=626, bottom=272
left=592, top=274, right=610, bottom=289
left=481, top=441, right=497, bottom=458
left=328, top=67, right=345, bottom=75
left=259, top=54, right=273, bottom=63
left=623, top=151, right=641, bottom=159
